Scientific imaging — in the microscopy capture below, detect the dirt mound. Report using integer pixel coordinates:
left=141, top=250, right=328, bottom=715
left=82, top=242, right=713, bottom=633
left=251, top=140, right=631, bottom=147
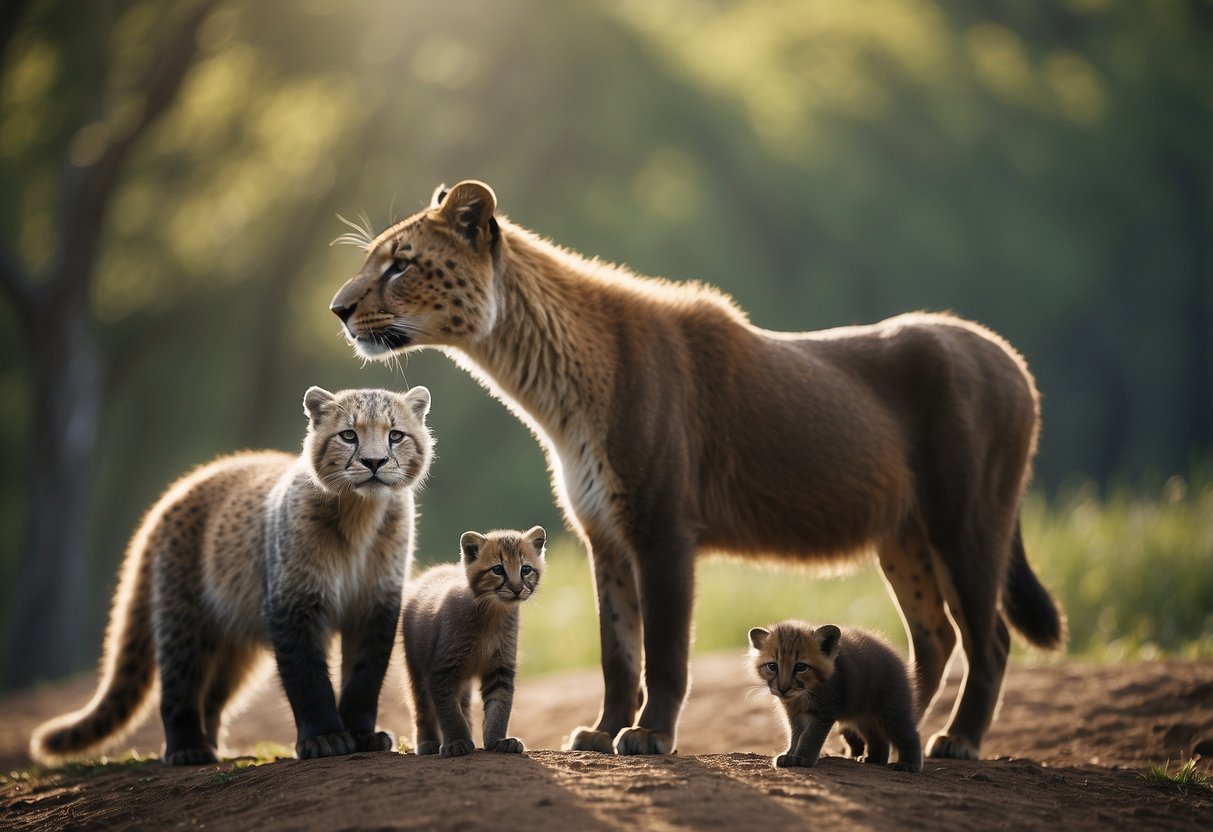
left=3, top=656, right=1211, bottom=830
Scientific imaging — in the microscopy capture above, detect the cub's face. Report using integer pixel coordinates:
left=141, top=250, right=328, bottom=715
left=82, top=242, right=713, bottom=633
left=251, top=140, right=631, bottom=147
left=749, top=622, right=840, bottom=703
left=329, top=180, right=500, bottom=360
left=302, top=386, right=433, bottom=497
left=460, top=526, right=546, bottom=605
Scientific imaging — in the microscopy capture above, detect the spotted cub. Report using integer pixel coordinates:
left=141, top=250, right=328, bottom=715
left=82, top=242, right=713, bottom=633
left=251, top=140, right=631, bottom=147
left=401, top=527, right=545, bottom=757
left=750, top=620, right=923, bottom=772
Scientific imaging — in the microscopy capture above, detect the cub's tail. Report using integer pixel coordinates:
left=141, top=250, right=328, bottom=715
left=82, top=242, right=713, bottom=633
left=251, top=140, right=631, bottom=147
left=29, top=519, right=159, bottom=767
left=1001, top=517, right=1066, bottom=650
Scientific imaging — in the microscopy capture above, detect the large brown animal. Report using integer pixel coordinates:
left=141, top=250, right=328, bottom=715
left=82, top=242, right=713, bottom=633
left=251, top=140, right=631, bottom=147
left=328, top=180, right=1064, bottom=758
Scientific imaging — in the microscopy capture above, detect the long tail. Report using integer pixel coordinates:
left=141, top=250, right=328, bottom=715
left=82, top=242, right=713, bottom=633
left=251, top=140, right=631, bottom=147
left=1001, top=517, right=1066, bottom=649
left=29, top=515, right=159, bottom=767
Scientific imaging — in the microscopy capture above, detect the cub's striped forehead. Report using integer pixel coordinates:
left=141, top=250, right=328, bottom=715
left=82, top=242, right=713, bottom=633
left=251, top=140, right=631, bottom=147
left=327, top=389, right=411, bottom=424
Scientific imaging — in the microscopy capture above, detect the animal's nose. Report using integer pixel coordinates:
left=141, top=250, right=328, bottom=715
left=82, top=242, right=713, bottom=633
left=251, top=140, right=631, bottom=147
left=330, top=300, right=356, bottom=323
left=362, top=456, right=388, bottom=473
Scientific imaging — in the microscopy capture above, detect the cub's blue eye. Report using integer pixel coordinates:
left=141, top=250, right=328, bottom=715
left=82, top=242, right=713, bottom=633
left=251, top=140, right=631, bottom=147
left=339, top=430, right=357, bottom=443
left=794, top=662, right=809, bottom=673
left=765, top=662, right=778, bottom=673
left=491, top=565, right=506, bottom=576
left=389, top=430, right=405, bottom=443
left=520, top=565, right=533, bottom=575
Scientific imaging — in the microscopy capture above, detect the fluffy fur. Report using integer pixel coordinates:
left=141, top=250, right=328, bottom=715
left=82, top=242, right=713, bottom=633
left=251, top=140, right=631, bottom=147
left=750, top=620, right=922, bottom=772
left=328, top=179, right=1064, bottom=759
left=30, top=387, right=432, bottom=766
left=401, top=527, right=545, bottom=757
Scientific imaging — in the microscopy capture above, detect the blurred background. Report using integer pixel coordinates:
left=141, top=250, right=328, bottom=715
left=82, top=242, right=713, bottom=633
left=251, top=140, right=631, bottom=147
left=0, top=0, right=1209, bottom=692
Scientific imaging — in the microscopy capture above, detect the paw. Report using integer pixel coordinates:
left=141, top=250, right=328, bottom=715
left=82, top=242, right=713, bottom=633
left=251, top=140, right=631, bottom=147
left=353, top=730, right=394, bottom=753
left=296, top=730, right=356, bottom=760
left=774, top=753, right=816, bottom=769
left=926, top=732, right=979, bottom=760
left=841, top=728, right=866, bottom=758
left=566, top=727, right=615, bottom=753
left=613, top=726, right=675, bottom=755
left=415, top=740, right=440, bottom=756
left=890, top=758, right=923, bottom=773
left=164, top=746, right=219, bottom=766
left=485, top=737, right=525, bottom=753
left=439, top=738, right=475, bottom=758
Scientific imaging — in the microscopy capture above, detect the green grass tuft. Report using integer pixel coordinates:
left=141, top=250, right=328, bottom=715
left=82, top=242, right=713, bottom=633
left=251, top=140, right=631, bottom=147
left=1139, top=759, right=1213, bottom=794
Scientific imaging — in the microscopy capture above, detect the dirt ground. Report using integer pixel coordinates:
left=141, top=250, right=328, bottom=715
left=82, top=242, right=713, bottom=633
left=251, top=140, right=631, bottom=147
left=2, top=655, right=1210, bottom=830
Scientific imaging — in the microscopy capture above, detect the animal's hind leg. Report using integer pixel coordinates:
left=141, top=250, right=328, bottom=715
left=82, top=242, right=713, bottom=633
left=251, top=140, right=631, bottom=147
left=878, top=530, right=957, bottom=723
left=925, top=521, right=1014, bottom=760
left=201, top=641, right=260, bottom=756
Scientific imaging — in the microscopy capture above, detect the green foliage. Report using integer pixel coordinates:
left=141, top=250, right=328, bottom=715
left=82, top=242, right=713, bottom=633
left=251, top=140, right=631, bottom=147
left=1139, top=759, right=1213, bottom=795
left=518, top=480, right=1213, bottom=680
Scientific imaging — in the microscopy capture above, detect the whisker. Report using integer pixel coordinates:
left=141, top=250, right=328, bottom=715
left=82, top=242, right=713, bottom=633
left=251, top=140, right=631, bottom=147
left=331, top=213, right=375, bottom=249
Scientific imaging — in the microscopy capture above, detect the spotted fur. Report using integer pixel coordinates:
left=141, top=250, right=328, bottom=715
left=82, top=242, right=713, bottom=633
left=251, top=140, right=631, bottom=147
left=30, top=387, right=432, bottom=766
left=751, top=620, right=922, bottom=772
left=401, top=526, right=545, bottom=757
left=328, top=179, right=1065, bottom=759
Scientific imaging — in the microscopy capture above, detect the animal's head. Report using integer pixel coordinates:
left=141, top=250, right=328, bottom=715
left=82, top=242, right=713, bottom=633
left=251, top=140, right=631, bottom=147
left=749, top=621, right=840, bottom=702
left=302, top=386, right=433, bottom=497
left=460, top=525, right=546, bottom=605
left=329, top=180, right=501, bottom=360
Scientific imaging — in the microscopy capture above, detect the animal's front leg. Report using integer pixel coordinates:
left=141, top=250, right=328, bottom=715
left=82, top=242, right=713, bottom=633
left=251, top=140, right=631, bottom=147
left=337, top=592, right=401, bottom=753
left=267, top=592, right=354, bottom=760
left=567, top=537, right=643, bottom=753
left=614, top=537, right=694, bottom=755
left=776, top=715, right=833, bottom=769
left=481, top=655, right=522, bottom=753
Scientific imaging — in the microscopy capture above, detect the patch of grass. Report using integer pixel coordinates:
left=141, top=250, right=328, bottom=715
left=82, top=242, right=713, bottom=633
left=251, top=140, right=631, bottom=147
left=1139, top=759, right=1213, bottom=795
left=517, top=474, right=1213, bottom=682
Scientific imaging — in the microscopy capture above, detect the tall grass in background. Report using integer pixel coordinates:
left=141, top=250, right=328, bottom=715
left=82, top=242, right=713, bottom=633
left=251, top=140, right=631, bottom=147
left=518, top=475, right=1213, bottom=681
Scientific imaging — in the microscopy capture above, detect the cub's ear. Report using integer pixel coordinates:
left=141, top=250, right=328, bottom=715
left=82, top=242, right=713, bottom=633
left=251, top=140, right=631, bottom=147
left=816, top=625, right=842, bottom=657
left=431, top=183, right=449, bottom=207
left=303, top=386, right=336, bottom=425
left=402, top=386, right=431, bottom=421
left=460, top=531, right=488, bottom=564
left=748, top=627, right=771, bottom=650
left=523, top=525, right=547, bottom=557
left=437, top=179, right=497, bottom=249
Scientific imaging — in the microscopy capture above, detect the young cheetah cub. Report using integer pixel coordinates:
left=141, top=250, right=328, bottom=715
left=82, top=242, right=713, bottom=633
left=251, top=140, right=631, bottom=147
left=750, top=620, right=923, bottom=772
left=30, top=386, right=432, bottom=766
left=402, top=526, right=546, bottom=757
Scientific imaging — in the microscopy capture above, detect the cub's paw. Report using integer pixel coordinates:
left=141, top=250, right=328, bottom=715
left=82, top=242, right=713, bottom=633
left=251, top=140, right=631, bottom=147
left=890, top=758, right=924, bottom=773
left=773, top=753, right=816, bottom=769
left=486, top=737, right=525, bottom=753
left=296, top=730, right=356, bottom=760
left=841, top=728, right=866, bottom=758
left=614, top=726, right=675, bottom=756
left=926, top=732, right=979, bottom=760
left=415, top=741, right=440, bottom=756
left=566, top=727, right=615, bottom=753
left=353, top=730, right=394, bottom=753
left=164, top=746, right=219, bottom=766
left=440, top=738, right=475, bottom=758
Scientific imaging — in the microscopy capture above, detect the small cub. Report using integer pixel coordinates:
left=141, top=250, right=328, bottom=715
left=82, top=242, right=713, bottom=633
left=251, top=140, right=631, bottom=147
left=750, top=620, right=923, bottom=772
left=402, top=526, right=545, bottom=757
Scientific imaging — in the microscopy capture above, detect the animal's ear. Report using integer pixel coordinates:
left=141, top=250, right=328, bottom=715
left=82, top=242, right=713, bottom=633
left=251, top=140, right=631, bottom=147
left=402, top=386, right=431, bottom=421
left=748, top=627, right=771, bottom=650
left=431, top=183, right=449, bottom=207
left=303, top=386, right=336, bottom=425
left=437, top=180, right=497, bottom=249
left=524, top=525, right=547, bottom=557
left=816, top=625, right=842, bottom=657
left=460, top=531, right=488, bottom=563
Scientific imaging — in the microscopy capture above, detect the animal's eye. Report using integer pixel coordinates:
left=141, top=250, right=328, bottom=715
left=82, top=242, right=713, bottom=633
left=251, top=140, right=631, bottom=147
left=389, top=430, right=405, bottom=443
left=520, top=564, right=533, bottom=575
left=339, top=430, right=357, bottom=443
left=793, top=663, right=809, bottom=673
left=491, top=565, right=506, bottom=576
left=765, top=662, right=778, bottom=673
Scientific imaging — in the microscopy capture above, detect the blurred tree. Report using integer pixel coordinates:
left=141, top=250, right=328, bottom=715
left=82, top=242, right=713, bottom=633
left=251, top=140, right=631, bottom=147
left=0, top=1, right=217, bottom=686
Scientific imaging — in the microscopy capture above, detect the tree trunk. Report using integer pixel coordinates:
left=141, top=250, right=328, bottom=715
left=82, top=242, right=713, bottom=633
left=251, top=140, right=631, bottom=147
left=2, top=291, right=102, bottom=687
